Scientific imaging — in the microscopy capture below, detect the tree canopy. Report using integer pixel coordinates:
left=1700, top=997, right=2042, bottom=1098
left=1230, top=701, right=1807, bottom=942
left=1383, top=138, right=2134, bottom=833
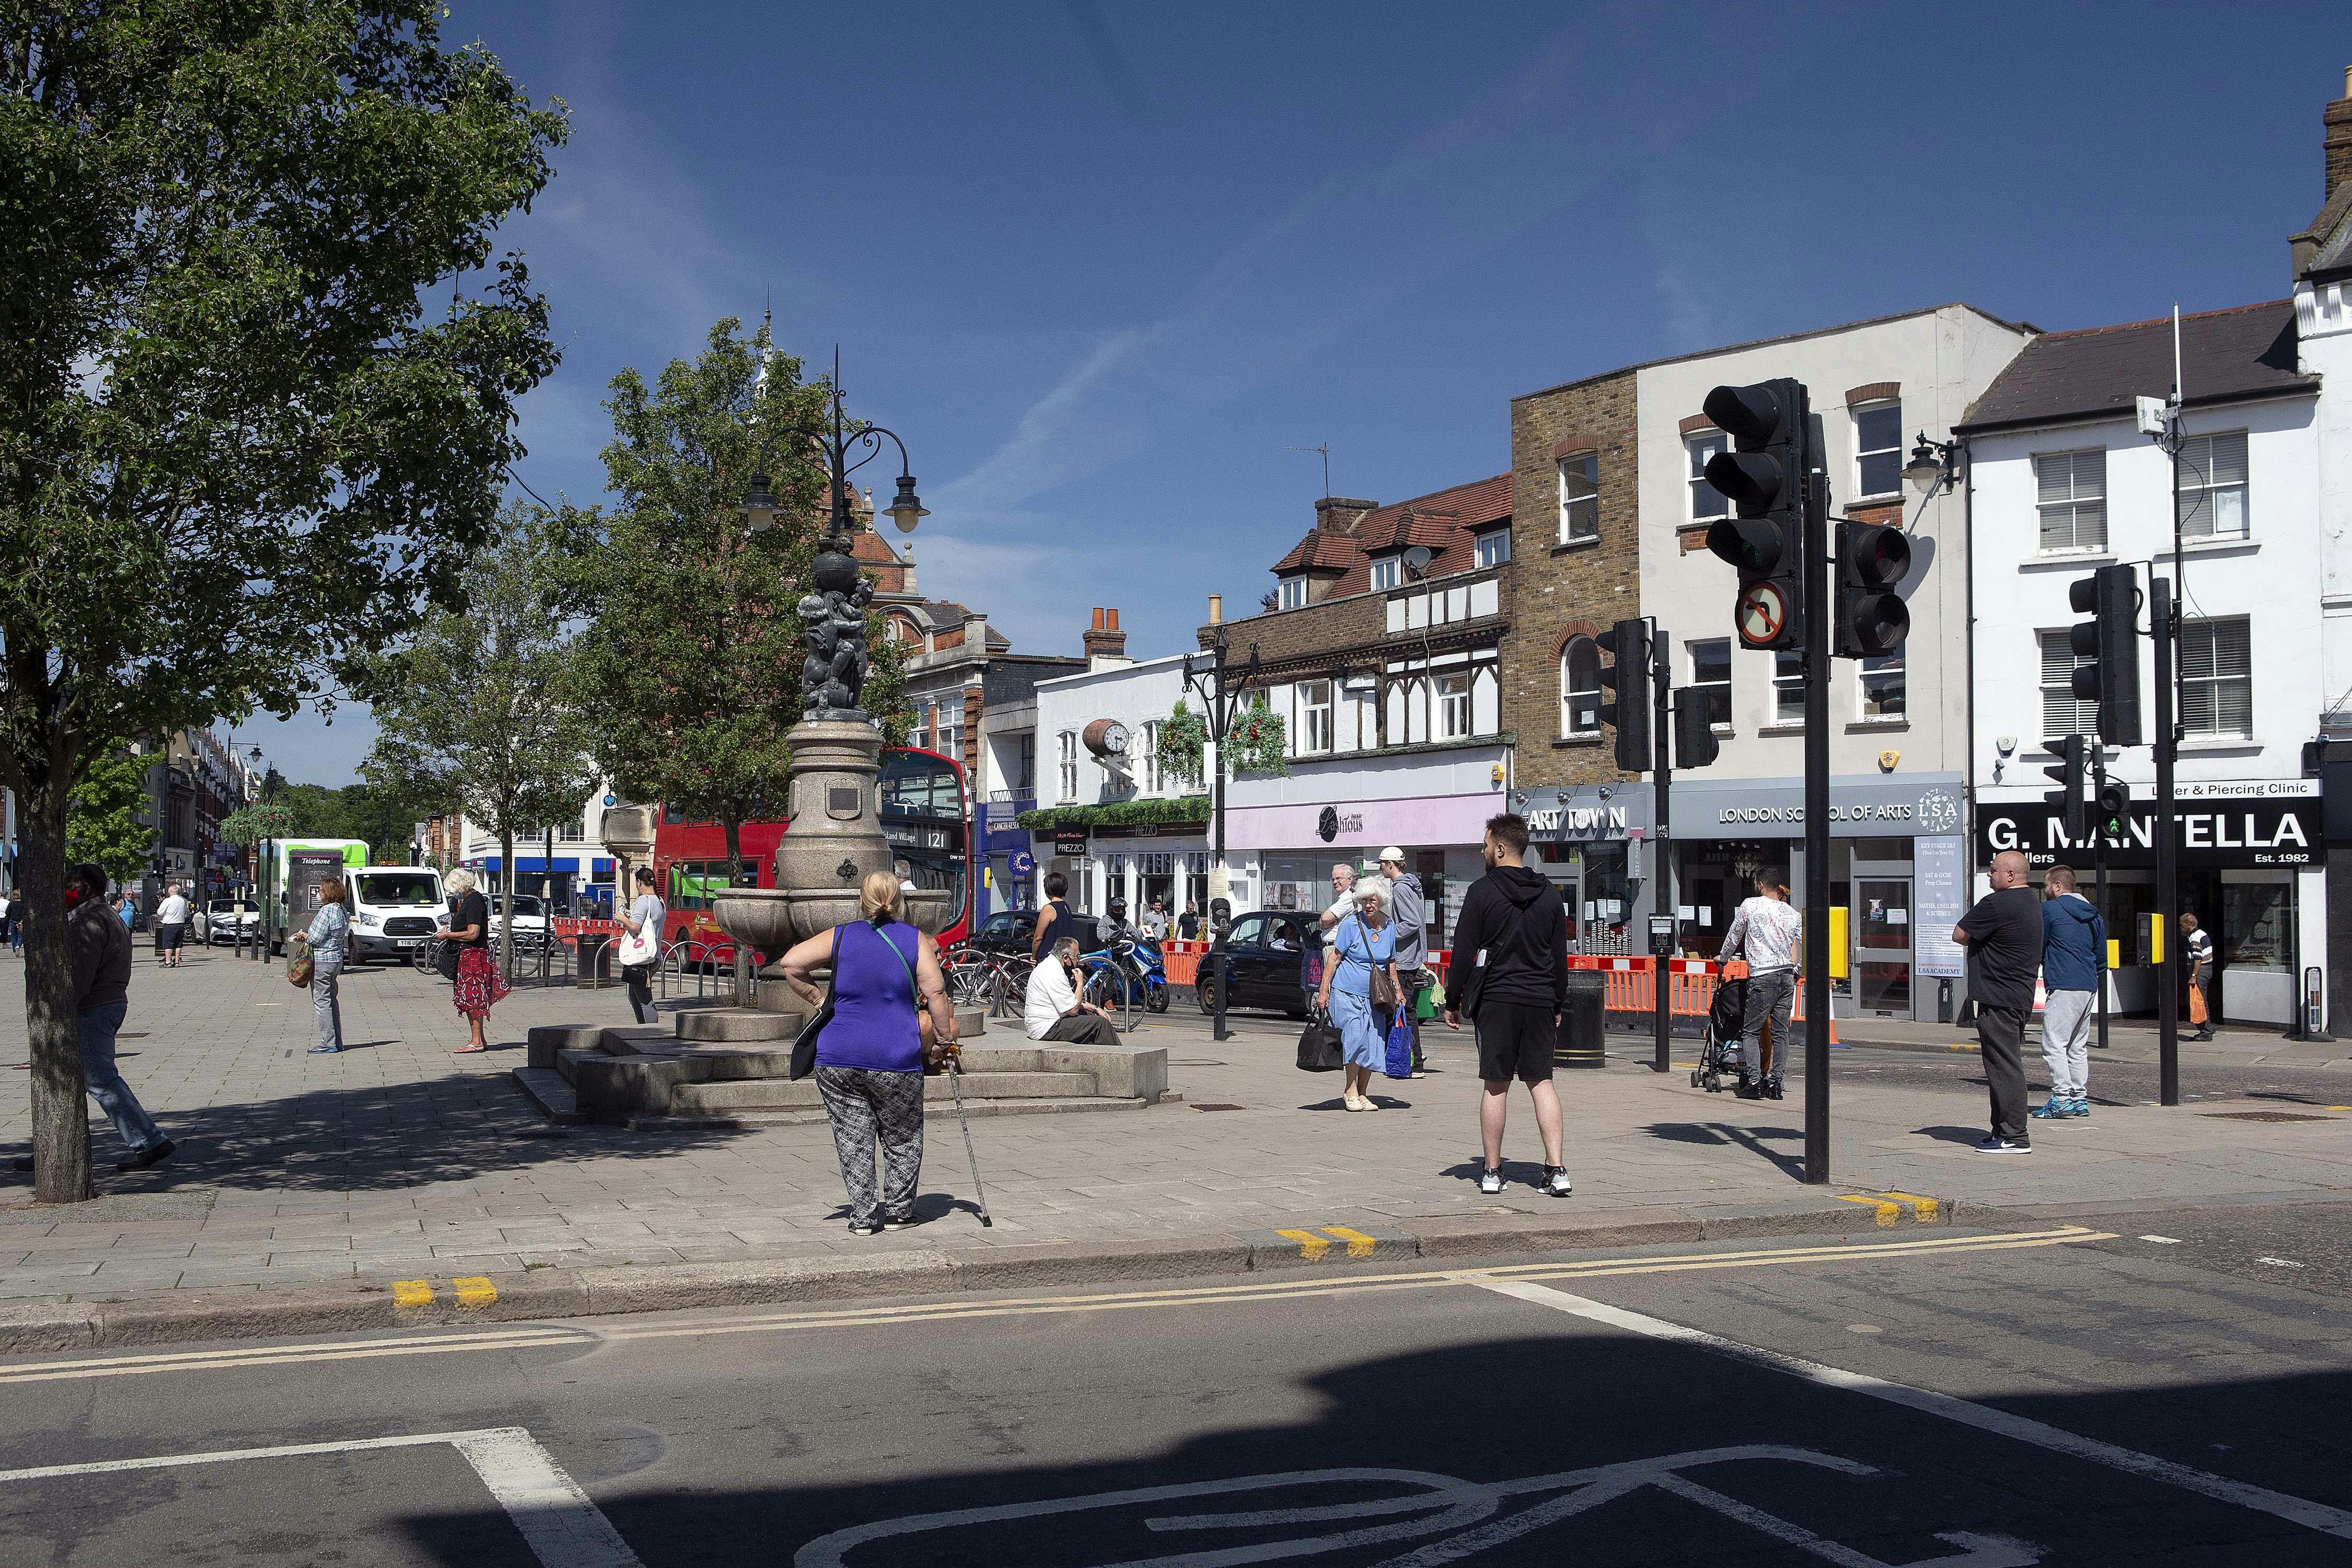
left=1, top=2, right=567, bottom=1201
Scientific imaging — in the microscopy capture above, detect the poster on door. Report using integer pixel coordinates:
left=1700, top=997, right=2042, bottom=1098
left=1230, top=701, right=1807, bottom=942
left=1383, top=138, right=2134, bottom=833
left=1911, top=835, right=1966, bottom=979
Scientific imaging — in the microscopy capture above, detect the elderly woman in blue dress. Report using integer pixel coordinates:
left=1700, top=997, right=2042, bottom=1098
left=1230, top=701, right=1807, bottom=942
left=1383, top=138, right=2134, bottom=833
left=1315, top=877, right=1404, bottom=1112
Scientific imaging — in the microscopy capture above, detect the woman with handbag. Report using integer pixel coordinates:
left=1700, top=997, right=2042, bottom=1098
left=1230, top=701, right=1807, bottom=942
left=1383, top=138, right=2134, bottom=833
left=616, top=866, right=666, bottom=1024
left=439, top=868, right=507, bottom=1054
left=305, top=876, right=351, bottom=1054
left=1315, top=879, right=1403, bottom=1112
left=775, top=871, right=959, bottom=1235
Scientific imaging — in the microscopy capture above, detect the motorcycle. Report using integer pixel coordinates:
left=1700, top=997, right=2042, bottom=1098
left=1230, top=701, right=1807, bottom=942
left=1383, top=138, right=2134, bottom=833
left=1080, top=927, right=1171, bottom=1015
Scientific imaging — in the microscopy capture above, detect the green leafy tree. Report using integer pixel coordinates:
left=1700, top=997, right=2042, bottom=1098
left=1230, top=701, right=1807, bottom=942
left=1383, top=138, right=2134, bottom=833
left=0, top=4, right=565, bottom=1199
left=564, top=318, right=910, bottom=999
left=364, top=506, right=602, bottom=980
left=64, top=750, right=155, bottom=889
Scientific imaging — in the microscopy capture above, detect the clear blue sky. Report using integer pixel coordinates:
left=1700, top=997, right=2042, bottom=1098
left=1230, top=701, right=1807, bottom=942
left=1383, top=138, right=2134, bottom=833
left=253, top=0, right=2347, bottom=785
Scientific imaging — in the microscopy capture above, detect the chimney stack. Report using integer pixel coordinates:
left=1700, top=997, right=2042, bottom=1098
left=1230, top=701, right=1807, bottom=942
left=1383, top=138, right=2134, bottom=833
left=2328, top=65, right=2352, bottom=202
left=1083, top=606, right=1130, bottom=671
left=1314, top=495, right=1379, bottom=534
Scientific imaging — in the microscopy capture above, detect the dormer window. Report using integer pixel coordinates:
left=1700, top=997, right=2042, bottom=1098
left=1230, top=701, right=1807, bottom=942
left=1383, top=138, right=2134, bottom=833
left=1368, top=555, right=1401, bottom=592
left=1278, top=575, right=1308, bottom=610
left=1474, top=527, right=1512, bottom=568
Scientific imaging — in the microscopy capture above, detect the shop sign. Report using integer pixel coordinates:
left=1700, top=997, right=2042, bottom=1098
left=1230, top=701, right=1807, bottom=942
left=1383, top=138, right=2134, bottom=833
left=1100, top=820, right=1207, bottom=840
left=1675, top=777, right=1963, bottom=839
left=1911, top=835, right=1967, bottom=979
left=1976, top=797, right=2324, bottom=869
left=1051, top=828, right=1090, bottom=858
left=1518, top=785, right=1653, bottom=844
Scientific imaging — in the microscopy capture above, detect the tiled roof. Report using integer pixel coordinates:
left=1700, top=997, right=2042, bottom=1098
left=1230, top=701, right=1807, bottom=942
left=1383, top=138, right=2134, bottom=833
left=1957, top=300, right=2311, bottom=432
left=1267, top=472, right=1511, bottom=599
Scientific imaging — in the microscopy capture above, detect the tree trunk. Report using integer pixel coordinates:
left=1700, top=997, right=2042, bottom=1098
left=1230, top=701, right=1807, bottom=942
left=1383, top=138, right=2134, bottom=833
left=724, top=814, right=749, bottom=1009
left=498, top=826, right=516, bottom=982
left=21, top=773, right=92, bottom=1204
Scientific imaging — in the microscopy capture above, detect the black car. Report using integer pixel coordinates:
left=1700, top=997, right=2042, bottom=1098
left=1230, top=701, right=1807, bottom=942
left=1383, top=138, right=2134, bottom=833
left=967, top=909, right=1112, bottom=959
left=1193, top=910, right=1321, bottom=1019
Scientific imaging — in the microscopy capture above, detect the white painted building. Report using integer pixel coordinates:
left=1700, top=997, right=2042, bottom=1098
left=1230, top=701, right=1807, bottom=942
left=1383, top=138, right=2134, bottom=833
left=1959, top=300, right=2325, bottom=1025
left=451, top=788, right=620, bottom=913
left=1636, top=304, right=2033, bottom=1019
left=1030, top=653, right=1207, bottom=920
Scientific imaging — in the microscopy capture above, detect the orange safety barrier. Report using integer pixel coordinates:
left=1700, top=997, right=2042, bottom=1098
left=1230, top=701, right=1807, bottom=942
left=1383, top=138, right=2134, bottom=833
left=1161, top=939, right=1205, bottom=987
left=1562, top=955, right=1838, bottom=1042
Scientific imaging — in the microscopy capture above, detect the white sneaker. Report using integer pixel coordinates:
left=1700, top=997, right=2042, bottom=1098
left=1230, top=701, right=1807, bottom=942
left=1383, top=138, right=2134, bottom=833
left=1478, top=1166, right=1504, bottom=1195
left=1540, top=1166, right=1573, bottom=1197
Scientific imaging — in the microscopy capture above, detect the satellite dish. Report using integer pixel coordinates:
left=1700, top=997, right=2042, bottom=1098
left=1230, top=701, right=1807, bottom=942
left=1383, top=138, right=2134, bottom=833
left=1402, top=545, right=1434, bottom=574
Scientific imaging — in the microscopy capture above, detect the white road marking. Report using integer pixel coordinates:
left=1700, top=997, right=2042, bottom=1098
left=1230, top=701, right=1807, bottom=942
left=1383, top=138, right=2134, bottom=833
left=0, top=1328, right=585, bottom=1387
left=0, top=1425, right=642, bottom=1568
left=2138, top=1235, right=2184, bottom=1244
left=793, top=1446, right=2039, bottom=1567
left=1466, top=1277, right=2352, bottom=1542
left=2255, top=1256, right=2307, bottom=1269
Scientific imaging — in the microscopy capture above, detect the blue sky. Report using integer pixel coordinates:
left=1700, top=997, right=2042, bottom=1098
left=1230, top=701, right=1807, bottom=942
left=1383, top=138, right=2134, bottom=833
left=255, top=0, right=2346, bottom=785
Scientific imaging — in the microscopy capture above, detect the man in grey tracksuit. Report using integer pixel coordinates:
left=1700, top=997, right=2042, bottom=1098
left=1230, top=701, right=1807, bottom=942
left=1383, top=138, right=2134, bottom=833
left=1380, top=848, right=1429, bottom=1076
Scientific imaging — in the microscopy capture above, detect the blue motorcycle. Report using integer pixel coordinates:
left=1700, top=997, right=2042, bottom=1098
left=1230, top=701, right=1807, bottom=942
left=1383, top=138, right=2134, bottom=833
left=1080, top=928, right=1170, bottom=1015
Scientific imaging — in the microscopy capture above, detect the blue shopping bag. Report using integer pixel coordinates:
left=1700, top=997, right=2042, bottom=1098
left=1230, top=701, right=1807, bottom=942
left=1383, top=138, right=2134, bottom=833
left=1384, top=1013, right=1414, bottom=1079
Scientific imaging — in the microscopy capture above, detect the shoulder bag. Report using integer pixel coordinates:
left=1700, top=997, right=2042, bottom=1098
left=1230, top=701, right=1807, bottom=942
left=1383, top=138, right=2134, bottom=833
left=618, top=904, right=660, bottom=970
left=868, top=921, right=942, bottom=1070
left=789, top=925, right=843, bottom=1080
left=287, top=935, right=314, bottom=988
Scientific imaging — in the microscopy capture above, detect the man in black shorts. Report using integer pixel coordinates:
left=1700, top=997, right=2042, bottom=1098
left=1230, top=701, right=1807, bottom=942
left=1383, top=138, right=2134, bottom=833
left=1443, top=812, right=1572, bottom=1198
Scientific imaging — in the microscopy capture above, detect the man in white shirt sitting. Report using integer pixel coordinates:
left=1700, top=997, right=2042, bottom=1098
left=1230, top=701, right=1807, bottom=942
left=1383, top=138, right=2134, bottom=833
left=1025, top=938, right=1123, bottom=1045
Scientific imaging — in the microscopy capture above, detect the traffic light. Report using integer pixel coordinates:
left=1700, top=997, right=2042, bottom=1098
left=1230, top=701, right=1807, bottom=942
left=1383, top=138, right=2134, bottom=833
left=1702, top=378, right=1810, bottom=652
left=2097, top=780, right=2132, bottom=840
left=1833, top=521, right=1911, bottom=659
left=1597, top=617, right=1652, bottom=775
left=2044, top=733, right=2087, bottom=840
left=2068, top=564, right=2142, bottom=747
left=1674, top=689, right=1720, bottom=769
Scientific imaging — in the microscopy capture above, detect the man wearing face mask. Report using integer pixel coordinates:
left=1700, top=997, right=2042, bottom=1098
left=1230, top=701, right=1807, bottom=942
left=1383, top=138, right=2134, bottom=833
left=11, top=864, right=174, bottom=1177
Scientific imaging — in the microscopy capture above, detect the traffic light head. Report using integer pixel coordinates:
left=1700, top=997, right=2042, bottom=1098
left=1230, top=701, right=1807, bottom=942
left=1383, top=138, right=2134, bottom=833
left=2065, top=564, right=2142, bottom=747
left=2043, top=733, right=2088, bottom=840
left=1700, top=378, right=1810, bottom=652
left=2096, top=780, right=2132, bottom=838
left=1834, top=521, right=1912, bottom=659
left=1596, top=618, right=1653, bottom=776
left=1673, top=689, right=1720, bottom=770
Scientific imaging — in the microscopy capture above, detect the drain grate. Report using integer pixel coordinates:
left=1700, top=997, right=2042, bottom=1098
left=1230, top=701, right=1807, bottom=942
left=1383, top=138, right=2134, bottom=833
left=1190, top=1103, right=1246, bottom=1112
left=2198, top=1110, right=2339, bottom=1123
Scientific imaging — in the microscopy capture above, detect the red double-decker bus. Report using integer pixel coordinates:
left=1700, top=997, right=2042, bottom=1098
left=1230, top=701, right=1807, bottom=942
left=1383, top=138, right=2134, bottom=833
left=651, top=745, right=972, bottom=960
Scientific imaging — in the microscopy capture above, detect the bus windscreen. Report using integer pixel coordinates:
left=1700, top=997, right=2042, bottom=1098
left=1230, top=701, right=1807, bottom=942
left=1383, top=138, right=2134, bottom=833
left=879, top=749, right=967, bottom=924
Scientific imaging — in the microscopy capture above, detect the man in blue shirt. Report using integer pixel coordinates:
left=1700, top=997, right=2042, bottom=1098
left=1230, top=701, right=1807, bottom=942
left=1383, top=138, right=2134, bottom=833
left=2033, top=865, right=2105, bottom=1120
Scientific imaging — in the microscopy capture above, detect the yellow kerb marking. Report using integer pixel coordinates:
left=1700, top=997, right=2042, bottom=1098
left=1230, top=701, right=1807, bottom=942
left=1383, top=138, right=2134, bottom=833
left=1274, top=1229, right=1332, bottom=1261
left=1838, top=1195, right=1899, bottom=1228
left=1878, top=1191, right=1940, bottom=1220
left=451, top=1277, right=498, bottom=1308
left=1320, top=1226, right=1379, bottom=1259
left=390, top=1280, right=434, bottom=1308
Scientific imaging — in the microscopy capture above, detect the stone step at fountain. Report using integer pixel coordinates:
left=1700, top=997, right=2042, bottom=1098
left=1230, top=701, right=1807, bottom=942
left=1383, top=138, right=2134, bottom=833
left=670, top=1069, right=1101, bottom=1116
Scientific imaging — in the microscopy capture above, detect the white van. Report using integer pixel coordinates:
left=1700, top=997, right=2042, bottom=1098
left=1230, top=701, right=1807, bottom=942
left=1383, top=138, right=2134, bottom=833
left=345, top=866, right=446, bottom=962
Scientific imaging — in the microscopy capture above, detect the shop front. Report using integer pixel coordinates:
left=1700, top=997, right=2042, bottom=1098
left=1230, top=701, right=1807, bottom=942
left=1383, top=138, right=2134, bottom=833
left=1976, top=779, right=2323, bottom=1027
left=1516, top=784, right=1655, bottom=954
left=1225, top=745, right=1509, bottom=952
left=1666, top=774, right=1969, bottom=1022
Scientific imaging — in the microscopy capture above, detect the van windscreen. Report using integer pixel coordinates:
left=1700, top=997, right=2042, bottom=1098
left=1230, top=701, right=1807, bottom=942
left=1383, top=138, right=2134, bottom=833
left=355, top=873, right=441, bottom=907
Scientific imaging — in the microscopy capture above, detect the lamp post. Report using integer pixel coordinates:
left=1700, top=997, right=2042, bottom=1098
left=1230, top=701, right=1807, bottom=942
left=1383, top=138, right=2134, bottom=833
left=249, top=748, right=283, bottom=965
left=1182, top=630, right=1262, bottom=1044
left=741, top=347, right=927, bottom=554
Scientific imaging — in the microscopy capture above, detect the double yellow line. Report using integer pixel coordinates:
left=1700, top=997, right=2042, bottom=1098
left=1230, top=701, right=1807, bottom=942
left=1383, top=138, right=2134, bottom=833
left=0, top=1227, right=2108, bottom=1387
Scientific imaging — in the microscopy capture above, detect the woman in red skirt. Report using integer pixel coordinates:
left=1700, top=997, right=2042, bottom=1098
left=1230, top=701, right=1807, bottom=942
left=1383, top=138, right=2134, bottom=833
left=441, top=868, right=508, bottom=1053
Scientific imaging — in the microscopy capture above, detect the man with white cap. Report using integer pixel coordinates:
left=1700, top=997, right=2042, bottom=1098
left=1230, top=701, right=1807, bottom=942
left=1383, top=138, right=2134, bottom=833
left=1378, top=848, right=1429, bottom=1076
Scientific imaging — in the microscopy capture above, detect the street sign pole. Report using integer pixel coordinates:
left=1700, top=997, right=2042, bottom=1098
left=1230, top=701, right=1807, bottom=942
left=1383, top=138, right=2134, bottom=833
left=1651, top=621, right=1674, bottom=1074
left=1803, top=466, right=1831, bottom=1185
left=2092, top=749, right=2110, bottom=1054
left=2152, top=574, right=2179, bottom=1106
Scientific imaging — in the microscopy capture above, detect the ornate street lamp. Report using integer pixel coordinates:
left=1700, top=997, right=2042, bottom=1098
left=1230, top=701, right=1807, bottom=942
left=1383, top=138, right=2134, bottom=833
left=1181, top=630, right=1262, bottom=1043
left=1904, top=432, right=1962, bottom=497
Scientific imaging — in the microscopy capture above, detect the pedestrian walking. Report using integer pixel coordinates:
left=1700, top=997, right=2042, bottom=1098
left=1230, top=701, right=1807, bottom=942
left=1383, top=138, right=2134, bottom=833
left=1024, top=936, right=1122, bottom=1045
left=1178, top=903, right=1201, bottom=941
left=154, top=882, right=190, bottom=969
left=777, top=871, right=960, bottom=1236
left=2181, top=912, right=2216, bottom=1041
left=1442, top=813, right=1573, bottom=1197
left=1378, top=847, right=1431, bottom=1077
left=440, top=868, right=506, bottom=1054
left=0, top=890, right=14, bottom=952
left=1316, top=878, right=1403, bottom=1112
left=1717, top=868, right=1802, bottom=1101
left=114, top=889, right=135, bottom=932
left=616, top=866, right=666, bottom=1025
left=2032, top=866, right=2104, bottom=1121
left=1030, top=872, right=1075, bottom=964
left=1139, top=900, right=1169, bottom=940
left=10, top=863, right=173, bottom=1176
left=1952, top=849, right=2040, bottom=1152
left=306, top=875, right=349, bottom=1054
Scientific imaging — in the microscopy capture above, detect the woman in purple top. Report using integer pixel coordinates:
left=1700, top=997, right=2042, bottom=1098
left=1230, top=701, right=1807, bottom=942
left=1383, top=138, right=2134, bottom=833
left=778, top=871, right=959, bottom=1235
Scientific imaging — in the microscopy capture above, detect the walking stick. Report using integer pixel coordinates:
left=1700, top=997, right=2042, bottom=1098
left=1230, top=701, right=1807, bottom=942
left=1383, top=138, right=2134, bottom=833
left=948, top=1057, right=993, bottom=1228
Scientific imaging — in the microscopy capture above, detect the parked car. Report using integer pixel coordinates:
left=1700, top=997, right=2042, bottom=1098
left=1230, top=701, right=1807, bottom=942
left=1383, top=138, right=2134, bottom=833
left=487, top=892, right=551, bottom=948
left=967, top=909, right=1036, bottom=955
left=197, top=897, right=260, bottom=947
left=1192, top=910, right=1320, bottom=1019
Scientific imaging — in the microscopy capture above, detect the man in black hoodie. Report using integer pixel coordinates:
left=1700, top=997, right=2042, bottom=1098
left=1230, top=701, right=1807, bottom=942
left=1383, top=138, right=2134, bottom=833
left=1443, top=813, right=1573, bottom=1198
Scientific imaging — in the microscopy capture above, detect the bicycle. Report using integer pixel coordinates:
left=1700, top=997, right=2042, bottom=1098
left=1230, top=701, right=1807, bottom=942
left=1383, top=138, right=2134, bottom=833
left=412, top=934, right=448, bottom=976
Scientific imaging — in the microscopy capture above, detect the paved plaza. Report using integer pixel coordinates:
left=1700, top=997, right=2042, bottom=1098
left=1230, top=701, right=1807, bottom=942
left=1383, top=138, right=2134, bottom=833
left=4, top=947, right=2350, bottom=1312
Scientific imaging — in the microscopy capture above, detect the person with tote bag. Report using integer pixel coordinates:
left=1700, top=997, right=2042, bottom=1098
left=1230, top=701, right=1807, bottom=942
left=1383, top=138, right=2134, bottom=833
left=1315, top=879, right=1403, bottom=1113
left=615, top=866, right=666, bottom=1024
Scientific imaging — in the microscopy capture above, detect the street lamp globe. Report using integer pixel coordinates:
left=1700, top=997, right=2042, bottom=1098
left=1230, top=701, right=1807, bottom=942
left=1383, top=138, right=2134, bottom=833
left=1904, top=434, right=1946, bottom=494
left=885, top=472, right=928, bottom=534
left=742, top=472, right=777, bottom=534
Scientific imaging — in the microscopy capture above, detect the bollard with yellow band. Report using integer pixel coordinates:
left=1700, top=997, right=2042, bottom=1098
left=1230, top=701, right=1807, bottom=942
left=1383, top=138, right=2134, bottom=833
left=1828, top=907, right=1849, bottom=980
left=2106, top=938, right=2120, bottom=971
left=2148, top=913, right=2165, bottom=966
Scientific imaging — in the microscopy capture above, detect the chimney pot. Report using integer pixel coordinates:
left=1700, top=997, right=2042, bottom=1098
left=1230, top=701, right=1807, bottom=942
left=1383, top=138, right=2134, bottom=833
left=1208, top=594, right=1223, bottom=625
left=1082, top=606, right=1130, bottom=671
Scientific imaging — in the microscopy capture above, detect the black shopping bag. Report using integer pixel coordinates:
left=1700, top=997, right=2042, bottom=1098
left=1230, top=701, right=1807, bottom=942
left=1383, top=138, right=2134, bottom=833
left=1295, top=1012, right=1345, bottom=1071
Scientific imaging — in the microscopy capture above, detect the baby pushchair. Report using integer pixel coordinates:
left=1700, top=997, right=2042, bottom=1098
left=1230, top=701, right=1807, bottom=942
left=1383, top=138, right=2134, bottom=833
left=1692, top=963, right=1748, bottom=1093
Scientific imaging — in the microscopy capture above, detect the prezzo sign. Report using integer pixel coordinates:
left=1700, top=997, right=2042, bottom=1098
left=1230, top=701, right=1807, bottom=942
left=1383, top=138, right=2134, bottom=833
left=1977, top=799, right=2324, bottom=869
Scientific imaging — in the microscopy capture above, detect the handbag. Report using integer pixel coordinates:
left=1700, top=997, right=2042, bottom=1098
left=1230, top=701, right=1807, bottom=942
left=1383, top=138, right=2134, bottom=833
left=618, top=906, right=659, bottom=969
left=287, top=935, right=314, bottom=988
left=1384, top=1013, right=1415, bottom=1079
left=1342, top=916, right=1400, bottom=1010
left=1295, top=1009, right=1345, bottom=1071
left=435, top=939, right=461, bottom=982
left=789, top=926, right=842, bottom=1080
